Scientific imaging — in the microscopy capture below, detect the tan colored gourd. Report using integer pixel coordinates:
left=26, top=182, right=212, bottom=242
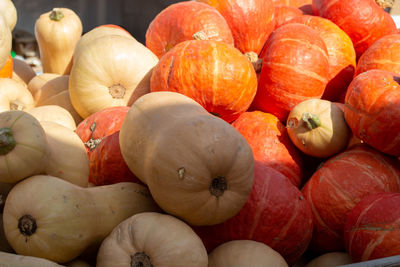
left=3, top=175, right=160, bottom=263
left=0, top=15, right=12, bottom=71
left=69, top=34, right=158, bottom=118
left=0, top=252, right=63, bottom=267
left=0, top=78, right=35, bottom=112
left=27, top=73, right=60, bottom=97
left=286, top=99, right=351, bottom=158
left=119, top=92, right=254, bottom=226
left=0, top=0, right=17, bottom=31
left=208, top=240, right=288, bottom=267
left=97, top=212, right=208, bottom=267
left=41, top=121, right=88, bottom=187
left=0, top=110, right=47, bottom=183
left=27, top=105, right=76, bottom=130
left=35, top=8, right=82, bottom=75
left=305, top=252, right=352, bottom=267
left=12, top=58, right=37, bottom=86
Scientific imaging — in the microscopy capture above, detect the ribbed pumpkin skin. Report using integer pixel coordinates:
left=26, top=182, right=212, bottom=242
left=254, top=23, right=329, bottom=121
left=344, top=70, right=400, bottom=157
left=286, top=15, right=356, bottom=102
left=150, top=40, right=258, bottom=122
left=145, top=1, right=234, bottom=59
left=302, top=145, right=400, bottom=253
left=273, top=0, right=312, bottom=8
left=312, top=0, right=397, bottom=59
left=274, top=6, right=303, bottom=30
left=355, top=34, right=400, bottom=76
left=231, top=111, right=303, bottom=187
left=193, top=164, right=313, bottom=265
left=197, top=0, right=275, bottom=55
left=344, top=193, right=400, bottom=262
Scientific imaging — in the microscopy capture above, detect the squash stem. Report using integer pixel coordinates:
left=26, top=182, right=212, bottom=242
left=0, top=127, right=16, bottom=155
left=131, top=252, right=153, bottom=267
left=210, top=176, right=227, bottom=197
left=192, top=31, right=208, bottom=40
left=375, top=0, right=394, bottom=9
left=49, top=8, right=64, bottom=21
left=301, top=113, right=321, bottom=130
left=244, top=51, right=263, bottom=73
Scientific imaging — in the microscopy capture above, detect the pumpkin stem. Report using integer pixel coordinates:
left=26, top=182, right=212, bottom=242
left=131, top=252, right=153, bottom=267
left=375, top=0, right=394, bottom=9
left=0, top=127, right=16, bottom=155
left=109, top=84, right=126, bottom=99
left=84, top=138, right=102, bottom=151
left=301, top=112, right=321, bottom=130
left=49, top=8, right=65, bottom=21
left=18, top=214, right=37, bottom=237
left=244, top=52, right=263, bottom=73
left=193, top=31, right=209, bottom=40
left=210, top=176, right=227, bottom=197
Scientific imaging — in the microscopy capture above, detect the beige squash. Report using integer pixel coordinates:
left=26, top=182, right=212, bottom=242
left=35, top=8, right=82, bottom=75
left=119, top=92, right=254, bottom=226
left=0, top=0, right=17, bottom=31
left=0, top=78, right=35, bottom=112
left=0, top=16, right=12, bottom=71
left=3, top=175, right=160, bottom=263
left=97, top=212, right=208, bottom=267
left=12, top=58, right=37, bottom=86
left=0, top=252, right=63, bottom=267
left=69, top=34, right=158, bottom=118
left=0, top=110, right=47, bottom=183
left=305, top=252, right=352, bottom=267
left=41, top=121, right=88, bottom=187
left=208, top=240, right=288, bottom=267
left=27, top=105, right=76, bottom=130
left=27, top=73, right=60, bottom=97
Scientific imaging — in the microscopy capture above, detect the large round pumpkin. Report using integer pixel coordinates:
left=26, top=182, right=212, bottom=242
left=273, top=0, right=312, bottom=8
left=150, top=40, right=257, bottom=122
left=273, top=6, right=303, bottom=30
left=344, top=69, right=400, bottom=157
left=145, top=1, right=234, bottom=59
left=302, top=144, right=400, bottom=253
left=253, top=23, right=329, bottom=121
left=231, top=111, right=303, bottom=187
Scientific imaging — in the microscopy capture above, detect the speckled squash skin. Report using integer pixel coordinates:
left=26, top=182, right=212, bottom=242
left=302, top=145, right=400, bottom=253
left=344, top=70, right=400, bottom=157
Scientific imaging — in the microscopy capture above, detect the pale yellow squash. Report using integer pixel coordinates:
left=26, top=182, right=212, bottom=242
left=0, top=15, right=12, bottom=70
left=0, top=78, right=35, bottom=112
left=12, top=58, right=37, bottom=87
left=0, top=0, right=17, bottom=31
left=3, top=175, right=160, bottom=263
left=305, top=252, right=352, bottom=267
left=27, top=105, right=76, bottom=131
left=0, top=252, right=63, bottom=267
left=97, top=212, right=208, bottom=267
left=27, top=73, right=60, bottom=97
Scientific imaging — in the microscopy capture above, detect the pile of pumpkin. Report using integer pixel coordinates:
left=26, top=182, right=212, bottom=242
left=0, top=0, right=399, bottom=266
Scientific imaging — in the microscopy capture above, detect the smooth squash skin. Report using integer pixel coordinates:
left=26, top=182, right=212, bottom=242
left=0, top=12, right=12, bottom=70
left=119, top=91, right=254, bottom=226
left=12, top=58, right=37, bottom=86
left=27, top=73, right=61, bottom=98
left=305, top=252, right=352, bottom=267
left=3, top=175, right=160, bottom=263
left=0, top=78, right=34, bottom=112
left=27, top=105, right=76, bottom=131
left=97, top=212, right=208, bottom=267
left=0, top=252, right=63, bottom=267
left=0, top=0, right=17, bottom=31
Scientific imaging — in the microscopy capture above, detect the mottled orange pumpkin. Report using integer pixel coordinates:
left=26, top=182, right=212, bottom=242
left=273, top=6, right=303, bottom=30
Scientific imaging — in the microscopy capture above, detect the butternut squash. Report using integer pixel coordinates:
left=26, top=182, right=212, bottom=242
left=0, top=252, right=63, bottom=267
left=35, top=8, right=82, bottom=75
left=0, top=78, right=35, bottom=112
left=0, top=0, right=17, bottom=31
left=12, top=58, right=37, bottom=86
left=3, top=175, right=160, bottom=263
left=27, top=73, right=60, bottom=97
left=305, top=252, right=352, bottom=267
left=27, top=105, right=76, bottom=130
left=0, top=8, right=12, bottom=69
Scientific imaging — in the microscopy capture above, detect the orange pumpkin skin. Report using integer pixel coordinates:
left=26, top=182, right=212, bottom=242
left=344, top=192, right=400, bottom=262
left=344, top=70, right=400, bottom=156
left=150, top=40, right=258, bottom=122
left=193, top=164, right=313, bottom=265
left=197, top=0, right=275, bottom=55
left=302, top=145, right=400, bottom=253
left=0, top=55, right=12, bottom=78
left=355, top=34, right=400, bottom=76
left=273, top=0, right=312, bottom=8
left=286, top=15, right=356, bottom=102
left=254, top=23, right=329, bottom=122
left=145, top=1, right=234, bottom=59
left=273, top=6, right=303, bottom=30
left=312, top=0, right=397, bottom=59
left=231, top=111, right=303, bottom=187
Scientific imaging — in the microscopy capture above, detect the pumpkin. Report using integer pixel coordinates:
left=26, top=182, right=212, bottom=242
left=285, top=15, right=356, bottom=102
left=27, top=73, right=60, bottom=97
left=355, top=34, right=400, bottom=76
left=193, top=163, right=313, bottom=265
left=34, top=8, right=83, bottom=75
left=273, top=6, right=303, bottom=30
left=312, top=0, right=397, bottom=58
left=344, top=70, right=400, bottom=157
left=254, top=23, right=329, bottom=122
left=208, top=240, right=288, bottom=267
left=0, top=111, right=47, bottom=183
left=0, top=54, right=12, bottom=78
left=12, top=58, right=36, bottom=86
left=69, top=34, right=158, bottom=119
left=302, top=144, right=400, bottom=253
left=97, top=212, right=208, bottom=267
left=3, top=175, right=160, bottom=263
left=273, top=0, right=312, bottom=8
left=150, top=40, right=257, bottom=122
left=27, top=105, right=76, bottom=130
left=286, top=99, right=351, bottom=158
left=0, top=0, right=17, bottom=31
left=0, top=78, right=34, bottom=112
left=344, top=192, right=400, bottom=262
left=120, top=91, right=254, bottom=226
left=146, top=1, right=234, bottom=59
left=0, top=15, right=11, bottom=70
left=305, top=252, right=352, bottom=267
left=41, top=121, right=89, bottom=187
left=0, top=252, right=63, bottom=267
left=232, top=111, right=303, bottom=187
left=196, top=0, right=275, bottom=60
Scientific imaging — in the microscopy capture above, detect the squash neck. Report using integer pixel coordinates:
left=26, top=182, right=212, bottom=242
left=49, top=8, right=64, bottom=21
left=0, top=127, right=16, bottom=155
left=131, top=252, right=153, bottom=267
